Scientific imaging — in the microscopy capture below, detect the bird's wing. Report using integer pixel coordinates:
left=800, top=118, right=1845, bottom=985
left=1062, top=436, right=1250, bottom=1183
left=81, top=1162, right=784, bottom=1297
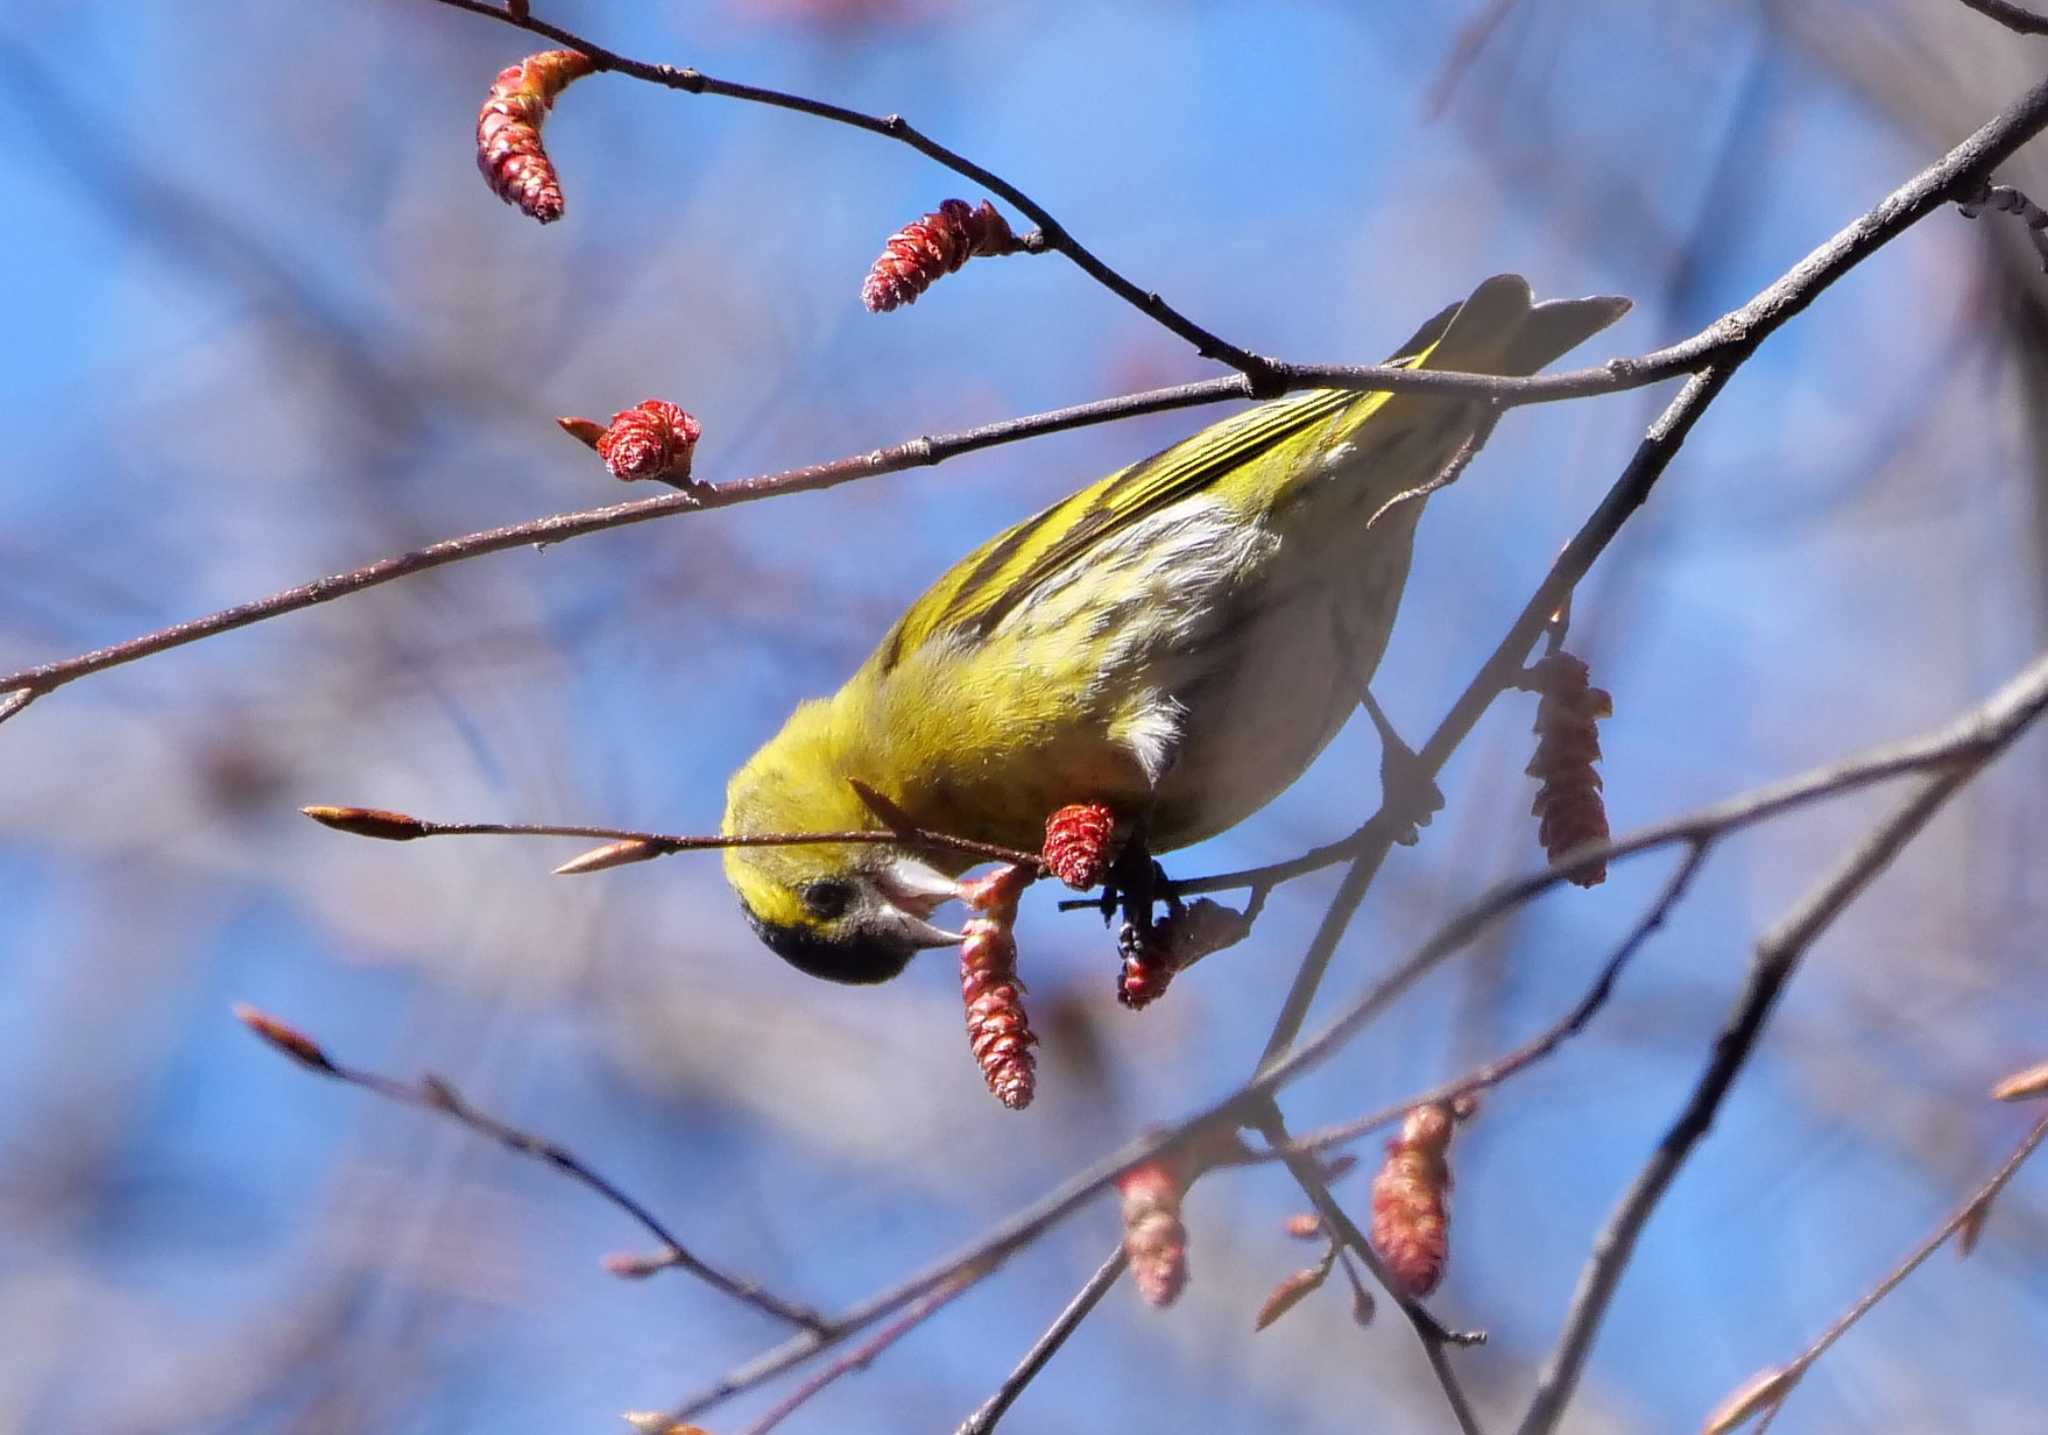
left=867, top=275, right=1623, bottom=672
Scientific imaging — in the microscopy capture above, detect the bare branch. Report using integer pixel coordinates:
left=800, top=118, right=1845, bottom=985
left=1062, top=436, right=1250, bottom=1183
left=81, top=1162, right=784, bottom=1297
left=232, top=1006, right=829, bottom=1333
left=1514, top=764, right=1992, bottom=1435
left=955, top=1247, right=1128, bottom=1435
left=423, top=0, right=1274, bottom=379
left=736, top=1272, right=979, bottom=1435
left=1250, top=1103, right=1487, bottom=1435
left=0, top=366, right=1630, bottom=711
left=1273, top=841, right=1711, bottom=1162
left=1713, top=1109, right=2048, bottom=1432
left=297, top=803, right=1046, bottom=875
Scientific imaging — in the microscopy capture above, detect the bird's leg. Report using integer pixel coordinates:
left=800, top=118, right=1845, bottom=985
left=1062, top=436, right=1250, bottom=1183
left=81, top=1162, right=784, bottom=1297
left=1361, top=687, right=1443, bottom=848
left=1096, top=812, right=1170, bottom=937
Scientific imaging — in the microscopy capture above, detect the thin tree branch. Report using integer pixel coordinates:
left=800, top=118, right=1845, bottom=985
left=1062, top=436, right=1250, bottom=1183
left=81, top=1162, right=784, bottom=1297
left=427, top=0, right=1276, bottom=379
left=0, top=691, right=32, bottom=727
left=1513, top=763, right=1993, bottom=1435
left=1734, top=1108, right=2048, bottom=1434
left=231, top=1006, right=829, bottom=1333
left=296, top=802, right=1046, bottom=875
left=1251, top=1103, right=1487, bottom=1435
left=0, top=364, right=1638, bottom=711
left=734, top=1272, right=978, bottom=1435
left=1270, top=840, right=1710, bottom=1163
left=955, top=1247, right=1128, bottom=1435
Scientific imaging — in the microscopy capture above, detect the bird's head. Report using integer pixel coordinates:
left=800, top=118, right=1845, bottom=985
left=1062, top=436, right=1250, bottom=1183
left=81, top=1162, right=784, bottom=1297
left=722, top=697, right=964, bottom=983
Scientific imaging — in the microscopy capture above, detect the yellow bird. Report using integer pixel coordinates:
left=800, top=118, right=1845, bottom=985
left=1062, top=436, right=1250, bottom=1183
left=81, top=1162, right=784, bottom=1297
left=723, top=275, right=1628, bottom=982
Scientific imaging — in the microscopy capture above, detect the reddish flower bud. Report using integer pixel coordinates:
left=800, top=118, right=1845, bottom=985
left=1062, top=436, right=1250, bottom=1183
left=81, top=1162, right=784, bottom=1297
left=1370, top=1102, right=1459, bottom=1297
left=1115, top=1158, right=1189, bottom=1307
left=578, top=400, right=703, bottom=484
left=300, top=804, right=426, bottom=841
left=1042, top=801, right=1116, bottom=890
left=1254, top=1261, right=1330, bottom=1332
left=233, top=1003, right=338, bottom=1075
left=1283, top=1211, right=1324, bottom=1240
left=1527, top=649, right=1614, bottom=886
left=554, top=838, right=665, bottom=875
left=477, top=49, right=595, bottom=224
left=861, top=198, right=1024, bottom=312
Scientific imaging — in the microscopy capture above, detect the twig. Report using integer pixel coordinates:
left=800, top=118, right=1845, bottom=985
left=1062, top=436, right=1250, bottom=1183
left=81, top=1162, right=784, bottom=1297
left=1513, top=764, right=1992, bottom=1435
left=1272, top=840, right=1710, bottom=1163
left=1952, top=0, right=2048, bottom=34
left=0, top=691, right=32, bottom=728
left=1251, top=1103, right=1487, bottom=1435
left=1727, top=1108, right=2048, bottom=1434
left=737, top=1272, right=979, bottom=1435
left=0, top=363, right=1642, bottom=712
left=955, top=1247, right=1128, bottom=1435
left=297, top=803, right=1045, bottom=874
left=660, top=646, right=2048, bottom=1421
left=425, top=0, right=1275, bottom=380
left=231, top=1005, right=828, bottom=1333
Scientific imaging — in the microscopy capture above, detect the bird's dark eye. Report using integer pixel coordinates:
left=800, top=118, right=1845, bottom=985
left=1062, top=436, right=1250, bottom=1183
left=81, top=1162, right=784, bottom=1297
left=799, top=879, right=854, bottom=920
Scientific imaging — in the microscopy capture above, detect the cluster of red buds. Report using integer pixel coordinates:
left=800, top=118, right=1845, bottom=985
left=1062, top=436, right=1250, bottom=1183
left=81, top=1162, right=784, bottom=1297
left=558, top=400, right=704, bottom=485
left=861, top=198, right=1027, bottom=312
left=1527, top=648, right=1613, bottom=886
left=957, top=865, right=1038, bottom=1111
left=1115, top=1156, right=1190, bottom=1307
left=1042, top=801, right=1116, bottom=890
left=1369, top=1101, right=1469, bottom=1297
left=1117, top=899, right=1251, bottom=1011
left=476, top=49, right=595, bottom=225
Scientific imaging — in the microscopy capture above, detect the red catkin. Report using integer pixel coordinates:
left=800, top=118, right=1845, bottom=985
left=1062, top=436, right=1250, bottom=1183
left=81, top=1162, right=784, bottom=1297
left=1115, top=1158, right=1189, bottom=1307
left=861, top=198, right=1023, bottom=312
left=476, top=49, right=595, bottom=224
left=1042, top=801, right=1116, bottom=890
left=1369, top=1102, right=1458, bottom=1297
left=958, top=866, right=1036, bottom=1110
left=595, top=400, right=703, bottom=484
left=1527, top=649, right=1613, bottom=886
